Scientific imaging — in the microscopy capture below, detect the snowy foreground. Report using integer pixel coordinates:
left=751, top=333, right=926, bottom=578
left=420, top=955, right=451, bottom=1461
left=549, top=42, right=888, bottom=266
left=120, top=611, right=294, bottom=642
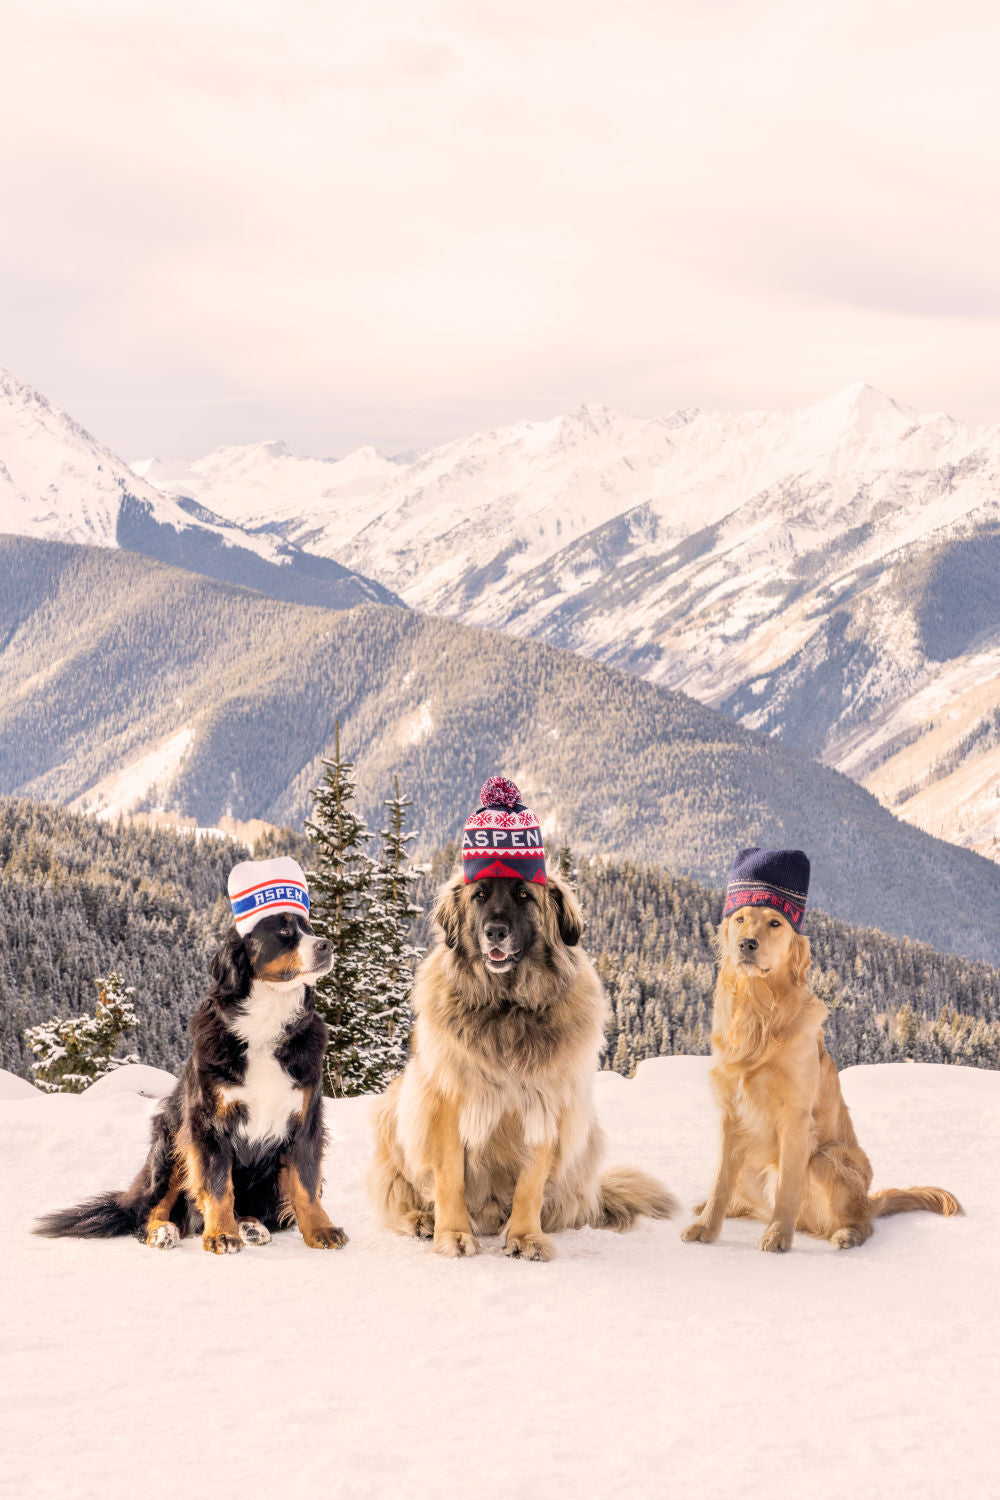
left=2, top=1058, right=998, bottom=1500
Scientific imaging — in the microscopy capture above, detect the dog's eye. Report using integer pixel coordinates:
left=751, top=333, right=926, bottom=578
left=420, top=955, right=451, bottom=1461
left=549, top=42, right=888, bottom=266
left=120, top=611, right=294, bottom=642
left=518, top=888, right=528, bottom=900
left=471, top=888, right=485, bottom=903
left=769, top=920, right=781, bottom=928
left=735, top=915, right=744, bottom=925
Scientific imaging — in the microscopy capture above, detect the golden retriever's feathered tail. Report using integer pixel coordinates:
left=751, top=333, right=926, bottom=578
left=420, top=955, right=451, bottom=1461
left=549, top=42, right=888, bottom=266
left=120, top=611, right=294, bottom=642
left=869, top=1186, right=962, bottom=1218
left=593, top=1167, right=677, bottom=1231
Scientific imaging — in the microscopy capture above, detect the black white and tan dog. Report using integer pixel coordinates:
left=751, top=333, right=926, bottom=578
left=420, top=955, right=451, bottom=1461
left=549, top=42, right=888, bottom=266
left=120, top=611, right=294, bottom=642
left=35, top=857, right=347, bottom=1254
left=369, top=775, right=675, bottom=1259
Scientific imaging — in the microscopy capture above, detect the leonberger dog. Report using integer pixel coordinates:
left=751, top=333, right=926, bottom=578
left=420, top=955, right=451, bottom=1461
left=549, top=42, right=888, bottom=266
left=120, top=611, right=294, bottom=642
left=682, top=905, right=961, bottom=1252
left=369, top=871, right=675, bottom=1259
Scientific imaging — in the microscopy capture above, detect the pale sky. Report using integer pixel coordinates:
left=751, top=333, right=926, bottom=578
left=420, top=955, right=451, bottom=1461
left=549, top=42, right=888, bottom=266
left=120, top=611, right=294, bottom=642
left=2, top=0, right=998, bottom=459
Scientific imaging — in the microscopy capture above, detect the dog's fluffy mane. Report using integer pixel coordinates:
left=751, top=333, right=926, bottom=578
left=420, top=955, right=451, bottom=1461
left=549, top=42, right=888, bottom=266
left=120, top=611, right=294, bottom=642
left=425, top=873, right=594, bottom=1074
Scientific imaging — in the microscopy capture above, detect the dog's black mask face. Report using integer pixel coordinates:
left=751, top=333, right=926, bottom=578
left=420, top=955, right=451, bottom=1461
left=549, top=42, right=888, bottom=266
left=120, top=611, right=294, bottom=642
left=210, top=913, right=333, bottom=997
left=467, top=878, right=540, bottom=973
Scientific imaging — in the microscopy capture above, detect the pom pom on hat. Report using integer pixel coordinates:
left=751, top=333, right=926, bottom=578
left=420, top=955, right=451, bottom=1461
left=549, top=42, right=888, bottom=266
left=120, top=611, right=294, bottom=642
left=480, top=775, right=521, bottom=810
left=461, top=773, right=546, bottom=884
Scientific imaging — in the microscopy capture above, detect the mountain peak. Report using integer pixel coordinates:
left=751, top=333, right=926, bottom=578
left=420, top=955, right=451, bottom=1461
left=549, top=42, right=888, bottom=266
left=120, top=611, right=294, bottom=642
left=557, top=401, right=621, bottom=439
left=809, top=381, right=915, bottom=436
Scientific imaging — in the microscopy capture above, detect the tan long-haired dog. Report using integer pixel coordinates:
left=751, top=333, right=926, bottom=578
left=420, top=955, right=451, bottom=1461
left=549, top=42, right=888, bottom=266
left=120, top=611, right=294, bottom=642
left=369, top=864, right=675, bottom=1260
left=683, top=871, right=961, bottom=1253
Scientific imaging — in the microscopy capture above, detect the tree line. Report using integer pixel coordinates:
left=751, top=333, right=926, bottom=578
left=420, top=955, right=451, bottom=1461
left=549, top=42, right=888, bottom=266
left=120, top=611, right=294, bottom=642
left=3, top=788, right=998, bottom=1091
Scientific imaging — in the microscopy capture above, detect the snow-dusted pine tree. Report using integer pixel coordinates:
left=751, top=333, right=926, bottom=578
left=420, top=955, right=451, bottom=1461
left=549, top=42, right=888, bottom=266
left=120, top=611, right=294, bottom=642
left=25, top=971, right=140, bottom=1093
left=363, top=776, right=423, bottom=1085
left=305, top=722, right=381, bottom=1097
left=306, top=735, right=424, bottom=1096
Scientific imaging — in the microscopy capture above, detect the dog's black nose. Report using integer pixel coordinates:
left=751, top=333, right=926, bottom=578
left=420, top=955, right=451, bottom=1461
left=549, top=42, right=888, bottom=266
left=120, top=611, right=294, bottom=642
left=484, top=921, right=510, bottom=944
left=313, top=938, right=331, bottom=956
left=738, top=937, right=759, bottom=955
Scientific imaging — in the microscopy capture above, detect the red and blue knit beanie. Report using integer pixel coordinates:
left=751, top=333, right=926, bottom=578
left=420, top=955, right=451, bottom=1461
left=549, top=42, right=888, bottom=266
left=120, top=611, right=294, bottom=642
left=462, top=775, right=547, bottom=885
left=722, top=847, right=810, bottom=932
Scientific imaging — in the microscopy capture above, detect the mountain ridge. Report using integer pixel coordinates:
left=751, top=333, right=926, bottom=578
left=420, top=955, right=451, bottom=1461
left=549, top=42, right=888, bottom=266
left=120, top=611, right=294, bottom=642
left=0, top=367, right=401, bottom=612
left=3, top=534, right=1000, bottom=965
left=139, top=383, right=1000, bottom=861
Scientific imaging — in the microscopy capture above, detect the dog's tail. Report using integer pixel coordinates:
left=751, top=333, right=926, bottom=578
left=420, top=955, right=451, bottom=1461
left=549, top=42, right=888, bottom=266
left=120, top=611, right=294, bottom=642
left=869, top=1185, right=962, bottom=1219
left=593, top=1166, right=677, bottom=1232
left=34, top=1189, right=147, bottom=1240
left=34, top=1109, right=178, bottom=1241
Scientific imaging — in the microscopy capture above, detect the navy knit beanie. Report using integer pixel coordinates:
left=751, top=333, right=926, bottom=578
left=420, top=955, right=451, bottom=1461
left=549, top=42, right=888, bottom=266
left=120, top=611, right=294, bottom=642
left=461, top=776, right=547, bottom=885
left=723, top=847, right=810, bottom=932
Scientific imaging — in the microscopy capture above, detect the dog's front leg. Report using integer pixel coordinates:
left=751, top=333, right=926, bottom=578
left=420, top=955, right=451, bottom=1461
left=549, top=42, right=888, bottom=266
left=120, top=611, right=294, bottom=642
left=504, top=1141, right=555, bottom=1262
left=183, top=1136, right=241, bottom=1254
left=277, top=1088, right=348, bottom=1249
left=681, top=1115, right=743, bottom=1245
left=428, top=1092, right=480, bottom=1258
left=759, top=1111, right=811, bottom=1253
left=278, top=1161, right=348, bottom=1250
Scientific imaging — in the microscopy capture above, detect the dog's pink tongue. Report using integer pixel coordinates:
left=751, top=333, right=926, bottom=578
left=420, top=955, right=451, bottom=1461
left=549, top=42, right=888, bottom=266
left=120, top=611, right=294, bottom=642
left=489, top=948, right=506, bottom=961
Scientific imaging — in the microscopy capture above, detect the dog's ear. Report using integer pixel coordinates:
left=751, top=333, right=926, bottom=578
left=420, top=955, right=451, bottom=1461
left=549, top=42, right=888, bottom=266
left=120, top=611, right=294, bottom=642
left=789, top=931, right=812, bottom=986
left=715, top=916, right=731, bottom=959
left=548, top=874, right=584, bottom=947
left=210, top=926, right=252, bottom=999
left=433, top=873, right=465, bottom=950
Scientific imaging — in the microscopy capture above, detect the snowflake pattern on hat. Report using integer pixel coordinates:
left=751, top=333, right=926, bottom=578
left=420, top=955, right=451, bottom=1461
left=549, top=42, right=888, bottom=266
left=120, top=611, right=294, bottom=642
left=461, top=775, right=547, bottom=884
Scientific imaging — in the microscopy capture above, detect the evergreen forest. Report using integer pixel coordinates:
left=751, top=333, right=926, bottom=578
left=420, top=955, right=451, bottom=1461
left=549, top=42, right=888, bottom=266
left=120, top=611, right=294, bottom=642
left=2, top=798, right=997, bottom=1084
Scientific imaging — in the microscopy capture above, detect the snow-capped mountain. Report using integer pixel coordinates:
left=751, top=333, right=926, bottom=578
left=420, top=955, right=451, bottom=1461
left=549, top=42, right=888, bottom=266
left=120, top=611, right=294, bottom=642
left=147, top=383, right=1000, bottom=860
left=133, top=440, right=402, bottom=550
left=0, top=369, right=400, bottom=610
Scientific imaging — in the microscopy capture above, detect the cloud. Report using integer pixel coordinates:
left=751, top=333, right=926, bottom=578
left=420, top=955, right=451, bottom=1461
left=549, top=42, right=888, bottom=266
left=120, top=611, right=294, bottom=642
left=1, top=0, right=998, bottom=456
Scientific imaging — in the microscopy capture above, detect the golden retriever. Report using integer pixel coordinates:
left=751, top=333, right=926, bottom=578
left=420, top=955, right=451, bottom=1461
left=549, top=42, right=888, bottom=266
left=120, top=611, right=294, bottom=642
left=682, top=906, right=961, bottom=1252
left=369, top=871, right=675, bottom=1259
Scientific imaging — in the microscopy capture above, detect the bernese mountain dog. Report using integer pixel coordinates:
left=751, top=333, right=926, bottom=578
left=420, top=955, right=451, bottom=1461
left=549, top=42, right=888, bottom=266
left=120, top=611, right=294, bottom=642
left=35, top=909, right=348, bottom=1253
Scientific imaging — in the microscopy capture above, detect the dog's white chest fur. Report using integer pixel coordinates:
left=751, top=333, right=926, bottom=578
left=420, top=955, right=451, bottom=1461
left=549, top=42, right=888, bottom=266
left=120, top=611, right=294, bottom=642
left=219, top=981, right=305, bottom=1145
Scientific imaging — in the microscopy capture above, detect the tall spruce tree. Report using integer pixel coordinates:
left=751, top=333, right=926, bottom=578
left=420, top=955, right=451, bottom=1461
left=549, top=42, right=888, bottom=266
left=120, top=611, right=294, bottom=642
left=305, top=722, right=381, bottom=1097
left=25, top=971, right=140, bottom=1093
left=363, top=776, right=422, bottom=1084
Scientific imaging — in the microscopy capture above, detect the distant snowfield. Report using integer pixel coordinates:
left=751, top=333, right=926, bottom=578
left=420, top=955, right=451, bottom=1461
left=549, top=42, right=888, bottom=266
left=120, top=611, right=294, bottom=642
left=2, top=1058, right=997, bottom=1499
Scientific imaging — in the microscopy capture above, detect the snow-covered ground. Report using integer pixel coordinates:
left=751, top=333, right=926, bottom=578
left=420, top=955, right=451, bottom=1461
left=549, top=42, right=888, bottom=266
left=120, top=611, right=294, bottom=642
left=2, top=1058, right=997, bottom=1499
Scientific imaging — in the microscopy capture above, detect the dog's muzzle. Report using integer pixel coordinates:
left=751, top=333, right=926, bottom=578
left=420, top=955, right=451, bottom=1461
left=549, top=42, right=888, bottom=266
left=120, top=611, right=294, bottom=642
left=305, top=947, right=334, bottom=978
left=483, top=945, right=522, bottom=972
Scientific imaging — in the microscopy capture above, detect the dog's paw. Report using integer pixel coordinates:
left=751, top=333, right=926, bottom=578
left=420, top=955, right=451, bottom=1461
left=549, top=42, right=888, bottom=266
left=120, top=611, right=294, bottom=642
left=830, top=1225, right=867, bottom=1250
left=403, top=1209, right=435, bottom=1240
left=433, top=1229, right=481, bottom=1258
left=758, top=1223, right=792, bottom=1253
left=303, top=1224, right=348, bottom=1250
left=504, top=1230, right=555, bottom=1262
left=146, top=1222, right=180, bottom=1250
left=202, top=1232, right=242, bottom=1255
left=237, top=1218, right=271, bottom=1247
left=681, top=1219, right=718, bottom=1244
